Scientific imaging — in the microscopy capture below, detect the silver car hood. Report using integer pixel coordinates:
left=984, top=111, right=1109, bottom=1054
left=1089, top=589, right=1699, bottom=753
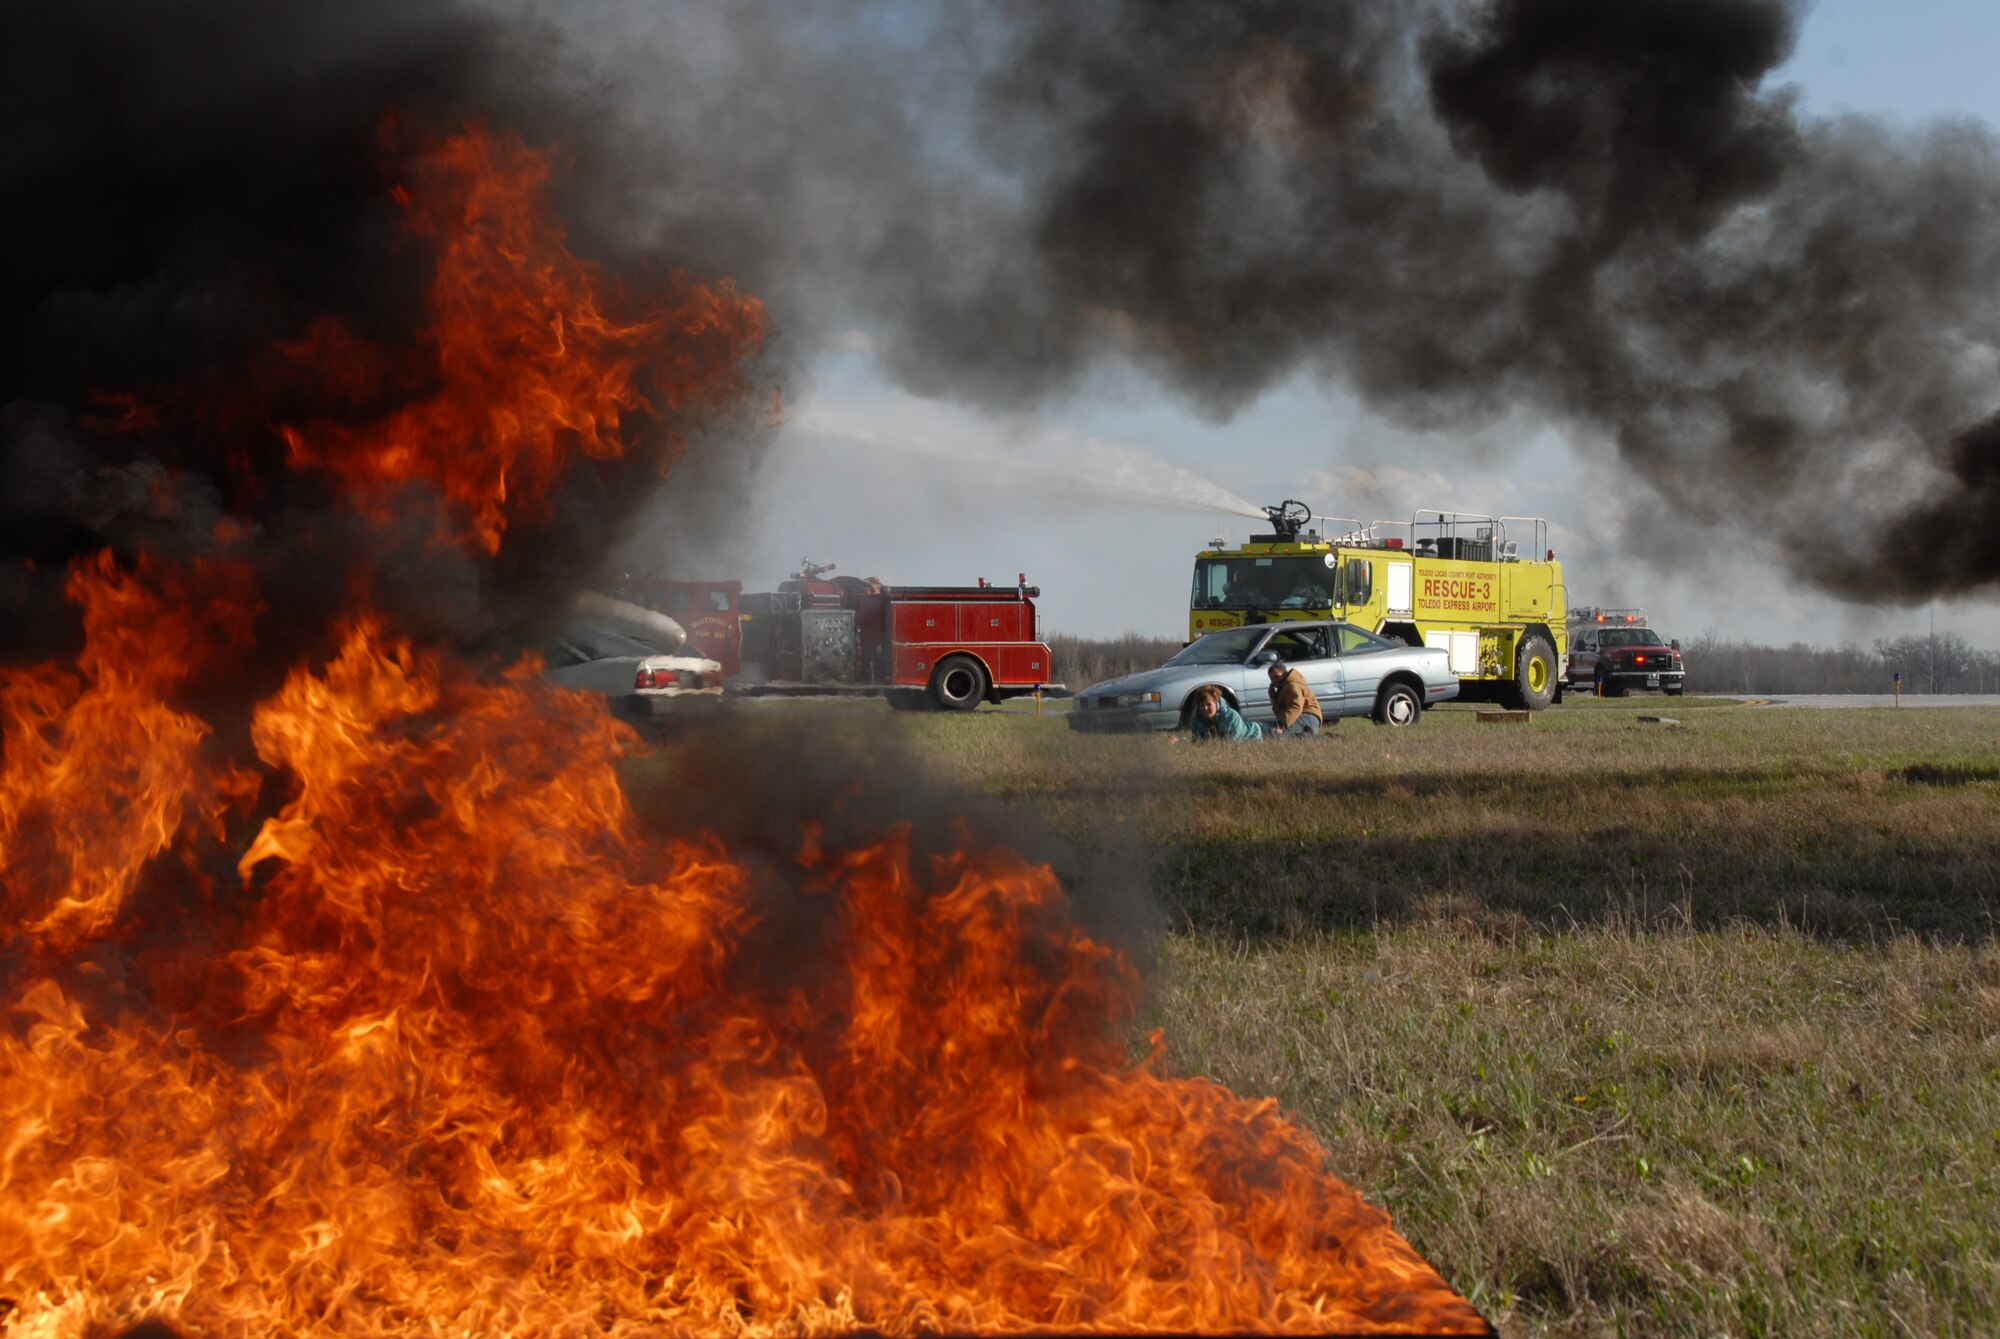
left=1080, top=661, right=1236, bottom=697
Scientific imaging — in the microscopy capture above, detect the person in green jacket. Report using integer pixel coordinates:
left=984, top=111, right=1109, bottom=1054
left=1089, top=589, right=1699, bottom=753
left=1188, top=684, right=1264, bottom=741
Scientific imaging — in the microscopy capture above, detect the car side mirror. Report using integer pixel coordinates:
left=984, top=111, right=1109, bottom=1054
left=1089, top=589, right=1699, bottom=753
left=1671, top=639, right=1680, bottom=651
left=1251, top=650, right=1280, bottom=667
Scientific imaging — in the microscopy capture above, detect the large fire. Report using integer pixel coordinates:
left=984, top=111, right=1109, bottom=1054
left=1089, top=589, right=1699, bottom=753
left=0, top=124, right=1486, bottom=1336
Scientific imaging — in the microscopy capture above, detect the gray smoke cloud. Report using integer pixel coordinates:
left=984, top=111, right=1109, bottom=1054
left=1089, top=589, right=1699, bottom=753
left=542, top=0, right=2000, bottom=599
left=8, top=0, right=2000, bottom=611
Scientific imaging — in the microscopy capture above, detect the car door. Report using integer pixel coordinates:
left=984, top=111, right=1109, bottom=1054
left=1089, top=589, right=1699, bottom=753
left=1570, top=630, right=1598, bottom=684
left=1284, top=625, right=1343, bottom=715
left=1252, top=626, right=1340, bottom=723
left=1332, top=622, right=1391, bottom=715
left=1231, top=631, right=1278, bottom=724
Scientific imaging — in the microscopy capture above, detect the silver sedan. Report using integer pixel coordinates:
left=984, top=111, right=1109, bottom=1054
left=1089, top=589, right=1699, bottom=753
left=1065, top=621, right=1458, bottom=732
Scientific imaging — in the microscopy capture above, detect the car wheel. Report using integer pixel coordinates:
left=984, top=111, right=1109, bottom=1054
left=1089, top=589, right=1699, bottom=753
left=929, top=655, right=988, bottom=712
left=1666, top=685, right=1685, bottom=697
left=1374, top=681, right=1421, bottom=727
left=1510, top=634, right=1557, bottom=710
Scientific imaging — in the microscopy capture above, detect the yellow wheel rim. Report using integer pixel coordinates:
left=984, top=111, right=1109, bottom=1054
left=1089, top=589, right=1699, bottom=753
left=1527, top=657, right=1548, bottom=692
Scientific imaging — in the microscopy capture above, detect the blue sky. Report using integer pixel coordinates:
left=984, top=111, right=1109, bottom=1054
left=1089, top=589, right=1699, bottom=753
left=1777, top=0, right=2000, bottom=126
left=740, top=1, right=2000, bottom=653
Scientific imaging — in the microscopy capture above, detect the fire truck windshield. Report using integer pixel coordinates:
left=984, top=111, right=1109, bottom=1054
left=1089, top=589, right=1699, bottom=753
left=1192, top=556, right=1335, bottom=611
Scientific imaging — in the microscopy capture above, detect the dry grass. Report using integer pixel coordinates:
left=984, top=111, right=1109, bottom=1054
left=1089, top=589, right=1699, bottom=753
left=914, top=696, right=2000, bottom=940
left=1148, top=925, right=2000, bottom=1336
left=894, top=697, right=2000, bottom=1335
left=634, top=696, right=2000, bottom=1335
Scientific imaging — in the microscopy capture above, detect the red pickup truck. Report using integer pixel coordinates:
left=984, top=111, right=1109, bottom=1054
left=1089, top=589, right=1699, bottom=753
left=1565, top=613, right=1685, bottom=697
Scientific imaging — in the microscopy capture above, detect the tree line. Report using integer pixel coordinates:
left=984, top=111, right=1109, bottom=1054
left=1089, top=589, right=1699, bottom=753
left=1680, top=630, right=2000, bottom=696
left=1048, top=630, right=2000, bottom=696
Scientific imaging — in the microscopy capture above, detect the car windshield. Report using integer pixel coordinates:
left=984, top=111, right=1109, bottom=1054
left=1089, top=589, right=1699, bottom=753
left=1165, top=628, right=1267, bottom=666
left=1191, top=556, right=1335, bottom=610
left=1599, top=629, right=1664, bottom=648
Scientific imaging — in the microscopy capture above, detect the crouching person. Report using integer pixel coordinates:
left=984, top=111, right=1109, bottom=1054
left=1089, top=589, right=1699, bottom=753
left=1189, top=684, right=1263, bottom=741
left=1267, top=661, right=1325, bottom=737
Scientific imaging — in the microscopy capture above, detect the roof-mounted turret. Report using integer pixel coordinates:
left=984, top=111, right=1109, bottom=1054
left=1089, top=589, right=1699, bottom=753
left=1252, top=499, right=1312, bottom=544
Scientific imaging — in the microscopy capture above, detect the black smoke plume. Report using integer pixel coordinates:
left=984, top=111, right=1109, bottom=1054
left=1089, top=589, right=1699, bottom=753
left=0, top=0, right=764, bottom=682
left=8, top=0, right=2000, bottom=610
left=555, top=0, right=2000, bottom=598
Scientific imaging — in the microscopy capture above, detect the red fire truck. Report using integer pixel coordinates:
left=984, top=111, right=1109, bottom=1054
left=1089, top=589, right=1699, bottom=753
left=635, top=563, right=1059, bottom=710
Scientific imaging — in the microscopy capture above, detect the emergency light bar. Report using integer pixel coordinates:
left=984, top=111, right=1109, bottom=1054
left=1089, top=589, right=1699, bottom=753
left=1570, top=606, right=1647, bottom=627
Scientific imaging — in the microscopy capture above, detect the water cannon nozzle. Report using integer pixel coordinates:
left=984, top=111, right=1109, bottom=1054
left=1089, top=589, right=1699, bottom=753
left=1260, top=499, right=1311, bottom=541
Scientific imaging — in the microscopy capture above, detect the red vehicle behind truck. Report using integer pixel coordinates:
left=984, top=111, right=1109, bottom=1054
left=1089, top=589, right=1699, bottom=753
left=634, top=563, right=1059, bottom=710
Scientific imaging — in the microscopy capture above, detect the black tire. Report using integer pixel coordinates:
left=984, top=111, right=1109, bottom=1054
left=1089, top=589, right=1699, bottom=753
left=1666, top=685, right=1685, bottom=697
left=1373, top=680, right=1422, bottom=727
left=929, top=655, right=988, bottom=712
left=1510, top=634, right=1558, bottom=711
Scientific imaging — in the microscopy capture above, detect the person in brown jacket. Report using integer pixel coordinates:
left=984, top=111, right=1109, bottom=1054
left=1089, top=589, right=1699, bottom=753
left=1266, top=661, right=1325, bottom=737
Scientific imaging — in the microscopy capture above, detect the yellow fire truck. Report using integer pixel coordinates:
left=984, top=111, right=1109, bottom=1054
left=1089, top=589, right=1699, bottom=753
left=1189, top=501, right=1569, bottom=708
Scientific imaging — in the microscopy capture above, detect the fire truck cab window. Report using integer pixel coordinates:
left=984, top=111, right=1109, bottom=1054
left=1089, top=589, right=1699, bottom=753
left=662, top=589, right=690, bottom=612
left=1345, top=558, right=1373, bottom=605
left=1191, top=557, right=1335, bottom=610
left=706, top=590, right=732, bottom=612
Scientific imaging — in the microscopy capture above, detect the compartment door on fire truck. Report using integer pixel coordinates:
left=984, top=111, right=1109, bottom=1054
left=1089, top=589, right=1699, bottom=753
left=1385, top=561, right=1414, bottom=617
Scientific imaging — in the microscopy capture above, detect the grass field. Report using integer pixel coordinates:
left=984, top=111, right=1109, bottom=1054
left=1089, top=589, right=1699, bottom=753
left=635, top=696, right=2000, bottom=1335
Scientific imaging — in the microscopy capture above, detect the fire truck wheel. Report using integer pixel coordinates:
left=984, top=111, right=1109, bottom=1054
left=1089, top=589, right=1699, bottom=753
left=929, top=655, right=989, bottom=712
left=1373, top=681, right=1422, bottom=727
left=1512, top=634, right=1558, bottom=711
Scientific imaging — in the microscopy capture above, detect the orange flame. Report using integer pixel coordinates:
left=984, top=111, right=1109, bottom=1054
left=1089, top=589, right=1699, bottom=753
left=1, top=552, right=260, bottom=949
left=0, top=121, right=1485, bottom=1337
left=274, top=124, right=767, bottom=553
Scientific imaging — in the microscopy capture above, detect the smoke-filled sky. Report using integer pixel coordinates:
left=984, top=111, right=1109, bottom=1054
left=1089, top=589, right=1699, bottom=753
left=722, top=0, right=2000, bottom=650
left=7, top=0, right=2000, bottom=655
left=644, top=0, right=2000, bottom=651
